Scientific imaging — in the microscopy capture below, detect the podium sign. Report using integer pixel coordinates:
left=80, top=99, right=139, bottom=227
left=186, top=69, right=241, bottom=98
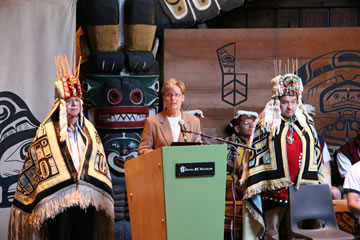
left=175, top=161, right=215, bottom=177
left=125, top=144, right=227, bottom=240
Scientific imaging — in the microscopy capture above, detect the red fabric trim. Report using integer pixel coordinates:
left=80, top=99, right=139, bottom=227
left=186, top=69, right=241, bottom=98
left=262, top=129, right=302, bottom=201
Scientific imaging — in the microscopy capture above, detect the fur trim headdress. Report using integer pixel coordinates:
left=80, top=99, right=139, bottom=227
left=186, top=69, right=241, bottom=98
left=230, top=110, right=258, bottom=128
left=54, top=55, right=83, bottom=142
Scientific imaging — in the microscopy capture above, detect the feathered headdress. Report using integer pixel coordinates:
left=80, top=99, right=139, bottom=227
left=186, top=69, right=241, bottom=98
left=259, top=59, right=307, bottom=136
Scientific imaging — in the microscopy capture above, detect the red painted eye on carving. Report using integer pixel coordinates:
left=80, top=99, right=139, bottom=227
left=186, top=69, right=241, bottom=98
left=130, top=89, right=143, bottom=105
left=107, top=88, right=122, bottom=105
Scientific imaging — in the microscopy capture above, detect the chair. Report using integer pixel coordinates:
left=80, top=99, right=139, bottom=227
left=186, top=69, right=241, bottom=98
left=289, top=184, right=354, bottom=240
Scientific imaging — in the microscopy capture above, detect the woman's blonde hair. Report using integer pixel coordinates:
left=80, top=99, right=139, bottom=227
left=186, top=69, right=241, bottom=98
left=161, top=78, right=185, bottom=96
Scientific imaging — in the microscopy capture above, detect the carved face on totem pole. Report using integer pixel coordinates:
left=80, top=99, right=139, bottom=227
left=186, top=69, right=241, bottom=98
left=103, top=132, right=141, bottom=173
left=82, top=75, right=159, bottom=130
left=82, top=75, right=159, bottom=174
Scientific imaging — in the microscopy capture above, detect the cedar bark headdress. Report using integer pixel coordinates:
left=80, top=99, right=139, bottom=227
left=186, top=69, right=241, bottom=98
left=53, top=55, right=83, bottom=142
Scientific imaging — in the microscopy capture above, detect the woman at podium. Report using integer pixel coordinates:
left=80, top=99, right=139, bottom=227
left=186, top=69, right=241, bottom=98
left=138, top=78, right=201, bottom=155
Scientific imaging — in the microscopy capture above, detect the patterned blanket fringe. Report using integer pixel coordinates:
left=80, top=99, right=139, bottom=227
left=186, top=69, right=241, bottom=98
left=244, top=199, right=265, bottom=239
left=31, top=183, right=114, bottom=229
left=243, top=180, right=292, bottom=199
left=9, top=184, right=114, bottom=240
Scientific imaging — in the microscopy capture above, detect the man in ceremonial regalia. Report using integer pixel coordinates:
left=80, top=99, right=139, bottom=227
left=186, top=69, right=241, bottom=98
left=8, top=56, right=114, bottom=240
left=241, top=73, right=324, bottom=240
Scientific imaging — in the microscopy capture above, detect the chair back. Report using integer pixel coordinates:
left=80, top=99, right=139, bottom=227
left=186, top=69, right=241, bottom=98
left=289, top=184, right=354, bottom=239
left=289, top=184, right=338, bottom=230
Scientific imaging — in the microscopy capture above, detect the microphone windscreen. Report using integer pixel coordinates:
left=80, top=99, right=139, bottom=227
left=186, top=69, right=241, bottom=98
left=178, top=119, right=185, bottom=126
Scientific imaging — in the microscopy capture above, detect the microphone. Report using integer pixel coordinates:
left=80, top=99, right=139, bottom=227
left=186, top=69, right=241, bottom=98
left=178, top=119, right=187, bottom=142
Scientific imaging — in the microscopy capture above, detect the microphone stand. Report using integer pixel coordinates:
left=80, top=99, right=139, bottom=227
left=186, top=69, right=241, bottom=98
left=228, top=144, right=241, bottom=240
left=183, top=129, right=255, bottom=150
left=181, top=126, right=187, bottom=142
left=183, top=129, right=255, bottom=240
left=178, top=120, right=187, bottom=142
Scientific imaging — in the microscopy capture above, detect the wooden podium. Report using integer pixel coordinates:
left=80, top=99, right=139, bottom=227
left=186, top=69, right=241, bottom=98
left=125, top=144, right=227, bottom=240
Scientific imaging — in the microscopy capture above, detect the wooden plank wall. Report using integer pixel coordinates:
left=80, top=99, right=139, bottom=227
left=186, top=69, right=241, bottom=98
left=206, top=0, right=360, bottom=28
left=163, top=28, right=360, bottom=155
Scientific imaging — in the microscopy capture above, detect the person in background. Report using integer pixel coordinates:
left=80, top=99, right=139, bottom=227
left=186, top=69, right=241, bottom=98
left=225, top=110, right=258, bottom=201
left=138, top=78, right=201, bottom=155
left=304, top=104, right=342, bottom=199
left=343, top=153, right=360, bottom=239
left=334, top=127, right=360, bottom=186
left=8, top=56, right=114, bottom=240
left=242, top=73, right=324, bottom=240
